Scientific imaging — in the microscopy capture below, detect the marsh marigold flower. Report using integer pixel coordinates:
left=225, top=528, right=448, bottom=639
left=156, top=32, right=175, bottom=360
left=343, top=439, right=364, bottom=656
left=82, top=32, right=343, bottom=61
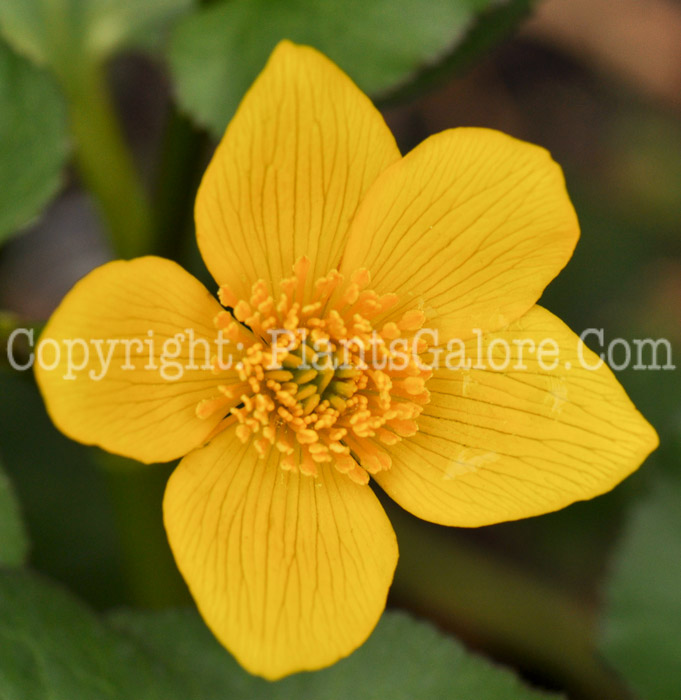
left=36, top=41, right=657, bottom=679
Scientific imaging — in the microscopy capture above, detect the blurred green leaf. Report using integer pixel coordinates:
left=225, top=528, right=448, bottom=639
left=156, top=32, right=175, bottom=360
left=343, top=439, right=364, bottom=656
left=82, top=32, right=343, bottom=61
left=169, top=0, right=531, bottom=137
left=0, top=570, right=176, bottom=700
left=0, top=39, right=67, bottom=245
left=0, top=567, right=558, bottom=699
left=600, top=472, right=681, bottom=700
left=0, top=0, right=188, bottom=260
left=380, top=0, right=536, bottom=107
left=0, top=0, right=195, bottom=71
left=0, top=370, right=126, bottom=608
left=0, top=458, right=28, bottom=568
left=605, top=107, right=681, bottom=236
left=385, top=500, right=629, bottom=700
left=112, top=608, right=559, bottom=700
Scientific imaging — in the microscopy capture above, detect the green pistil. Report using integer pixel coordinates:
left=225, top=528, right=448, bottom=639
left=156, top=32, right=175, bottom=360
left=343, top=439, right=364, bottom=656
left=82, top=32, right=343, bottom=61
left=299, top=343, right=317, bottom=366
left=277, top=342, right=358, bottom=414
left=328, top=395, right=347, bottom=412
left=282, top=353, right=304, bottom=369
left=315, top=368, right=335, bottom=395
left=296, top=384, right=317, bottom=401
left=328, top=380, right=354, bottom=398
left=293, top=368, right=318, bottom=384
left=334, top=368, right=360, bottom=379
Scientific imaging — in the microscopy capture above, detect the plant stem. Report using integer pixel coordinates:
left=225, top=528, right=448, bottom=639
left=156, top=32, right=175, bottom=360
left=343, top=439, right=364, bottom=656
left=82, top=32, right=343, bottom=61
left=1, top=313, right=43, bottom=370
left=152, top=108, right=207, bottom=261
left=61, top=61, right=154, bottom=259
left=95, top=452, right=190, bottom=609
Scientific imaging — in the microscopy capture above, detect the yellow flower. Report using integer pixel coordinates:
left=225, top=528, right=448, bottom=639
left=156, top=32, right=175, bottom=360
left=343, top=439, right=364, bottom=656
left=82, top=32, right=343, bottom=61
left=36, top=41, right=657, bottom=679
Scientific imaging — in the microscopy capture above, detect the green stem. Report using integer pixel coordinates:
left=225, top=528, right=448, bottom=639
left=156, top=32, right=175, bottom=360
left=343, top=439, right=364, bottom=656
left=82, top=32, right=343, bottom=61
left=1, top=312, right=44, bottom=370
left=95, top=451, right=190, bottom=609
left=62, top=61, right=154, bottom=259
left=152, top=108, right=207, bottom=260
left=385, top=501, right=633, bottom=700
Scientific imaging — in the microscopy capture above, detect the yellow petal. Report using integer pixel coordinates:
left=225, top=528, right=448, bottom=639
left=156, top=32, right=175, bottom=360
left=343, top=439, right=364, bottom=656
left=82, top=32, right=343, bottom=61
left=35, top=257, right=230, bottom=464
left=375, top=306, right=658, bottom=527
left=340, top=128, right=580, bottom=338
left=164, top=426, right=398, bottom=679
left=195, top=40, right=400, bottom=299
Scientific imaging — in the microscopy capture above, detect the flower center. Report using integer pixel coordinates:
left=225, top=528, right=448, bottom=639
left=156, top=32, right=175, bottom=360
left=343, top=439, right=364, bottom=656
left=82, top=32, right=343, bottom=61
left=196, top=258, right=432, bottom=485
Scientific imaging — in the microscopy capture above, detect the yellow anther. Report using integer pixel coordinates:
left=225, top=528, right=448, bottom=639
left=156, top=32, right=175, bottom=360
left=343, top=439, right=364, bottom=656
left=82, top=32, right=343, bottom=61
left=377, top=427, right=400, bottom=445
left=347, top=464, right=370, bottom=485
left=233, top=300, right=252, bottom=322
left=302, top=302, right=322, bottom=315
left=381, top=322, right=400, bottom=340
left=398, top=309, right=426, bottom=331
left=297, top=429, right=318, bottom=444
left=281, top=453, right=296, bottom=471
left=278, top=407, right=294, bottom=421
left=195, top=396, right=229, bottom=420
left=254, top=438, right=270, bottom=456
left=217, top=284, right=238, bottom=307
left=334, top=453, right=355, bottom=473
left=308, top=443, right=328, bottom=455
left=402, top=376, right=425, bottom=394
left=235, top=424, right=251, bottom=442
left=299, top=453, right=318, bottom=477
left=250, top=279, right=269, bottom=304
left=264, top=370, right=294, bottom=382
left=210, top=257, right=429, bottom=484
left=213, top=310, right=233, bottom=329
left=351, top=268, right=371, bottom=288
left=342, top=283, right=360, bottom=305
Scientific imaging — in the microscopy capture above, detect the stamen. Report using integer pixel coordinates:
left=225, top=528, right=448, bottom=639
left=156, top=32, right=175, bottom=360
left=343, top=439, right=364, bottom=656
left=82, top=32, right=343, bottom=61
left=195, top=395, right=231, bottom=420
left=264, top=370, right=294, bottom=382
left=203, top=257, right=431, bottom=483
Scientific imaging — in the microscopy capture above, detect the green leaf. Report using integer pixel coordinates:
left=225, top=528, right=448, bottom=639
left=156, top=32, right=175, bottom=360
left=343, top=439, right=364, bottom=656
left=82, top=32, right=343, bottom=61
left=0, top=458, right=28, bottom=567
left=112, top=608, right=559, bottom=700
left=169, top=0, right=533, bottom=137
left=382, top=0, right=536, bottom=106
left=600, top=473, right=681, bottom=700
left=0, top=0, right=188, bottom=258
left=0, top=0, right=195, bottom=70
left=0, top=568, right=558, bottom=699
left=0, top=38, right=68, bottom=245
left=0, top=570, right=176, bottom=700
